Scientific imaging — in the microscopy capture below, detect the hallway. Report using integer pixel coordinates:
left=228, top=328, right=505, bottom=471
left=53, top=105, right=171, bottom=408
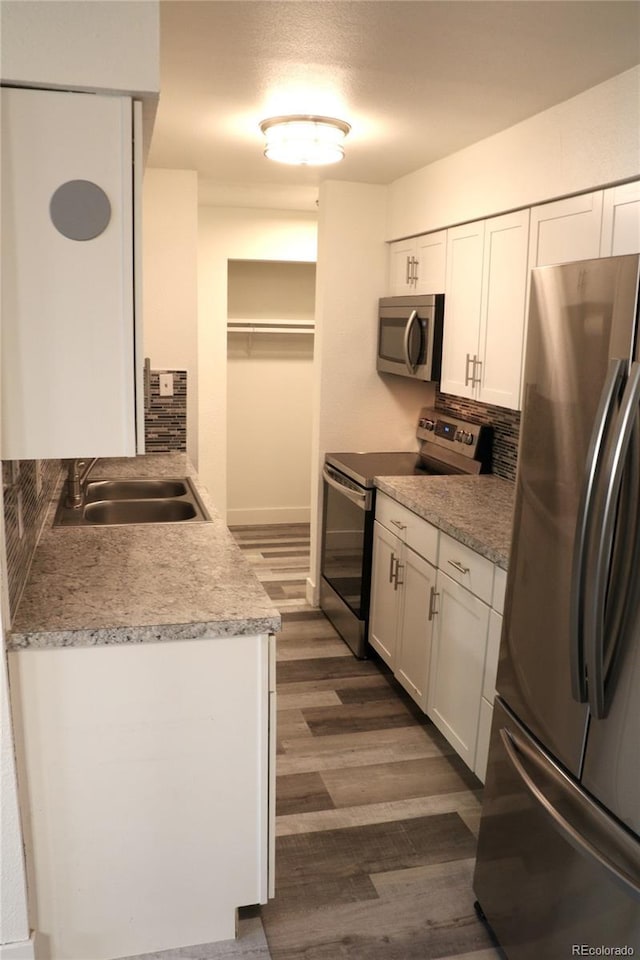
left=231, top=524, right=501, bottom=960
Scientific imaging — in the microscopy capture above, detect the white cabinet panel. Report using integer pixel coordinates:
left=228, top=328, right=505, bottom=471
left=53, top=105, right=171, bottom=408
left=369, top=521, right=402, bottom=667
left=375, top=491, right=438, bottom=565
left=528, top=191, right=604, bottom=268
left=483, top=609, right=503, bottom=703
left=395, top=545, right=437, bottom=711
left=601, top=181, right=640, bottom=256
left=1, top=86, right=142, bottom=459
left=428, top=570, right=490, bottom=769
left=474, top=697, right=493, bottom=784
left=478, top=210, right=530, bottom=409
left=388, top=231, right=446, bottom=295
left=441, top=221, right=484, bottom=399
left=438, top=531, right=494, bottom=605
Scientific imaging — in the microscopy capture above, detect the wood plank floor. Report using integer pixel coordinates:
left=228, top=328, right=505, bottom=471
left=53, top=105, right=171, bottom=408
left=230, top=523, right=502, bottom=960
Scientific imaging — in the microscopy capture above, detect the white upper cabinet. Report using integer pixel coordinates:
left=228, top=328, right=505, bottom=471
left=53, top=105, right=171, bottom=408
left=600, top=181, right=640, bottom=256
left=528, top=191, right=604, bottom=268
left=1, top=86, right=144, bottom=460
left=441, top=210, right=530, bottom=411
left=388, top=231, right=446, bottom=295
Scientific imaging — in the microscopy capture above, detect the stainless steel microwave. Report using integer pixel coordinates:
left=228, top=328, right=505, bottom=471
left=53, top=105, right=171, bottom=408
left=377, top=294, right=444, bottom=381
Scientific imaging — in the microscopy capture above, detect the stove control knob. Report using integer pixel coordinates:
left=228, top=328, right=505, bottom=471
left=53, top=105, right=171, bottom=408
left=419, top=418, right=435, bottom=431
left=464, top=432, right=475, bottom=445
left=455, top=430, right=464, bottom=443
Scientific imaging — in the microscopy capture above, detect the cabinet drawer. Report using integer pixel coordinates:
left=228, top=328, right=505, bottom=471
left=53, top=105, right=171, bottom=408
left=439, top=532, right=494, bottom=604
left=375, top=492, right=438, bottom=565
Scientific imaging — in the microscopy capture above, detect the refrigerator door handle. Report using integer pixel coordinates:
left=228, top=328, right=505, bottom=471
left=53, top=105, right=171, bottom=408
left=585, top=361, right=640, bottom=719
left=570, top=357, right=626, bottom=704
left=500, top=726, right=640, bottom=900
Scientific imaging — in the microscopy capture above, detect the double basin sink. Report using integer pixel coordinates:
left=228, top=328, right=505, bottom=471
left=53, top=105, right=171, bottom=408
left=54, top=477, right=210, bottom=526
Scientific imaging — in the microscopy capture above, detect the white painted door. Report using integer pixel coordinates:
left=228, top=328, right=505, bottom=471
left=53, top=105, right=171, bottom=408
left=428, top=570, right=490, bottom=769
left=414, top=230, right=447, bottom=295
left=368, top=521, right=402, bottom=667
left=441, top=220, right=484, bottom=399
left=528, top=191, right=604, bottom=268
left=1, top=86, right=137, bottom=460
left=395, top=545, right=436, bottom=711
left=477, top=209, right=530, bottom=410
left=600, top=181, right=640, bottom=256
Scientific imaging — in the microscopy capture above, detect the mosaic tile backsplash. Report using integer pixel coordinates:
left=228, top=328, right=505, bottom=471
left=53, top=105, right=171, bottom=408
left=144, top=369, right=187, bottom=453
left=3, top=458, right=62, bottom=619
left=435, top=390, right=521, bottom=482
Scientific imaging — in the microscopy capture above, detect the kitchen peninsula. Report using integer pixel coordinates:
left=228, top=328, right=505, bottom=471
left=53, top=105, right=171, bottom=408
left=7, top=454, right=279, bottom=960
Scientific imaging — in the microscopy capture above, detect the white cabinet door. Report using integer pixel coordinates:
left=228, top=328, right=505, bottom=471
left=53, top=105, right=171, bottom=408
left=395, top=545, right=436, bottom=712
left=441, top=221, right=484, bottom=398
left=477, top=210, right=530, bottom=410
left=388, top=238, right=418, bottom=295
left=428, top=570, right=490, bottom=768
left=369, top=521, right=402, bottom=667
left=413, top=231, right=447, bottom=294
left=1, top=86, right=140, bottom=460
left=528, top=191, right=604, bottom=268
left=388, top=232, right=447, bottom=295
left=601, top=181, right=640, bottom=256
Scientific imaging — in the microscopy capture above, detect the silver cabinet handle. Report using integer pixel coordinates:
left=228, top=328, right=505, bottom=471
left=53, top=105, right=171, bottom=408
left=411, top=256, right=419, bottom=284
left=465, top=353, right=476, bottom=387
left=447, top=559, right=470, bottom=575
left=471, top=357, right=482, bottom=387
left=394, top=561, right=404, bottom=591
left=428, top=586, right=439, bottom=620
left=390, top=519, right=407, bottom=531
left=144, top=356, right=151, bottom=410
left=389, top=553, right=397, bottom=584
left=405, top=255, right=411, bottom=285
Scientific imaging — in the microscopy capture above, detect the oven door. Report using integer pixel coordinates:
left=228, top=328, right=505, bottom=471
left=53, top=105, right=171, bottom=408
left=320, top=465, right=374, bottom=656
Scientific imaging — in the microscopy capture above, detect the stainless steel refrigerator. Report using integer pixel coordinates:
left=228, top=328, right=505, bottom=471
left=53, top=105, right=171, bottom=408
left=474, top=254, right=640, bottom=958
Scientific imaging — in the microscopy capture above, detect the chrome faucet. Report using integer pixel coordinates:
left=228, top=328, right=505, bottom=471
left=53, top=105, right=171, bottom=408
left=65, top=458, right=98, bottom=508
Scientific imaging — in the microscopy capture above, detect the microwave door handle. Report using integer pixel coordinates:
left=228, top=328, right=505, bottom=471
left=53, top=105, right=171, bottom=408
left=403, top=309, right=419, bottom=373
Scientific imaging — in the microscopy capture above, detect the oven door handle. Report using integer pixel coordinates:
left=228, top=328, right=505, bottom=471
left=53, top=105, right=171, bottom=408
left=322, top=466, right=372, bottom=511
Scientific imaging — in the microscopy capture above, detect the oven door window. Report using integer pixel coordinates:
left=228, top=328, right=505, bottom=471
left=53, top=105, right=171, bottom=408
left=321, top=477, right=372, bottom=618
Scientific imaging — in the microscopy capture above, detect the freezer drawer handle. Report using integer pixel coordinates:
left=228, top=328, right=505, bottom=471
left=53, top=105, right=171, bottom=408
left=500, top=726, right=640, bottom=901
left=570, top=357, right=626, bottom=705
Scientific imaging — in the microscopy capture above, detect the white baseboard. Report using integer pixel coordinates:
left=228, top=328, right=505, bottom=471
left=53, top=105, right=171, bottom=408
left=227, top=506, right=310, bottom=526
left=306, top=576, right=319, bottom=607
left=0, top=937, right=36, bottom=960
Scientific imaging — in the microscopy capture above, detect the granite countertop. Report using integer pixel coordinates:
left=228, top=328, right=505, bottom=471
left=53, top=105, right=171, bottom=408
left=8, top=453, right=281, bottom=651
left=375, top=474, right=515, bottom=569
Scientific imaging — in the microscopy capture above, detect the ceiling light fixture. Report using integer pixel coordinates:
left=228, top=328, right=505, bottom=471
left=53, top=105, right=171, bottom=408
left=259, top=115, right=351, bottom=166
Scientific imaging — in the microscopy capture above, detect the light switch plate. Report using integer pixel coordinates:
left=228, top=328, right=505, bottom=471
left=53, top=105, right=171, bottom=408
left=159, top=373, right=174, bottom=397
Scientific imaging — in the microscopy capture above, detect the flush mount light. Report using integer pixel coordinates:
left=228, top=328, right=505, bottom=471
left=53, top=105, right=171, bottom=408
left=259, top=115, right=351, bottom=166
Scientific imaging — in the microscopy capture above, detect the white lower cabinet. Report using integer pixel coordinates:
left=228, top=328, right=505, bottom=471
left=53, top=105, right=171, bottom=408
left=427, top=570, right=490, bottom=769
left=369, top=494, right=438, bottom=711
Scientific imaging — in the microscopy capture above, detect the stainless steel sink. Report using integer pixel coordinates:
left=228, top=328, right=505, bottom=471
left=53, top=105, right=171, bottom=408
left=54, top=476, right=210, bottom=526
left=85, top=479, right=189, bottom=502
left=83, top=498, right=198, bottom=525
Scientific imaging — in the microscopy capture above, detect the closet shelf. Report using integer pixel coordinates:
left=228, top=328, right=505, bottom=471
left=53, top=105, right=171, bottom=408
left=227, top=320, right=315, bottom=335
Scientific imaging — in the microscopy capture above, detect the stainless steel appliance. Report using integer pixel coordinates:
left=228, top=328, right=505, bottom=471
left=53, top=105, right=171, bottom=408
left=474, top=254, right=640, bottom=957
left=320, top=407, right=492, bottom=657
left=377, top=294, right=444, bottom=381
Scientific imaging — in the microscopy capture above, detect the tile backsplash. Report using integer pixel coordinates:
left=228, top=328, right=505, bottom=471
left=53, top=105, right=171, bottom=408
left=435, top=390, right=520, bottom=482
left=2, top=458, right=62, bottom=619
left=144, top=370, right=187, bottom=453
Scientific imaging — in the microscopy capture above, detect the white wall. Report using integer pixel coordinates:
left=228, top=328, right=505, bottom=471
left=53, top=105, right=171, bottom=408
left=227, top=261, right=316, bottom=525
left=309, top=181, right=437, bottom=600
left=142, top=169, right=199, bottom=466
left=388, top=66, right=640, bottom=240
left=198, top=208, right=317, bottom=515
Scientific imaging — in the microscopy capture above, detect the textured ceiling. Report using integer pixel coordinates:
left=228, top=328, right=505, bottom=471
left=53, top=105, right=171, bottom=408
left=148, top=1, right=640, bottom=208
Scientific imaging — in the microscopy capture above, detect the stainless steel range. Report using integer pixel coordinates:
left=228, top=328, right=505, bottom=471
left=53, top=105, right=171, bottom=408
left=320, top=406, right=492, bottom=657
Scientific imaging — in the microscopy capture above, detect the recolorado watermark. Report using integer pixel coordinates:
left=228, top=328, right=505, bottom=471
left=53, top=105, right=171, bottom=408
left=572, top=947, right=635, bottom=957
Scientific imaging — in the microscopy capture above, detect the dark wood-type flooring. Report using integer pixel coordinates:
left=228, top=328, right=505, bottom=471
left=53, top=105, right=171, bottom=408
left=230, top=523, right=502, bottom=960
